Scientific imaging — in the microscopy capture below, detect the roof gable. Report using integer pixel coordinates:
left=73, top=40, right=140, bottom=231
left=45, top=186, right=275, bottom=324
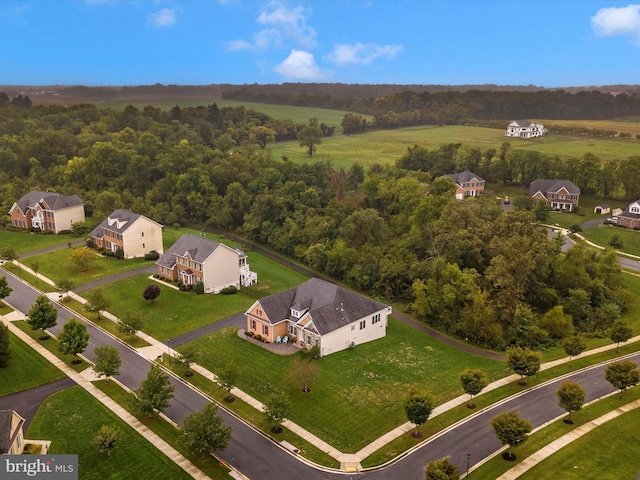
left=529, top=179, right=580, bottom=197
left=14, top=190, right=84, bottom=214
left=157, top=234, right=237, bottom=268
left=442, top=170, right=485, bottom=185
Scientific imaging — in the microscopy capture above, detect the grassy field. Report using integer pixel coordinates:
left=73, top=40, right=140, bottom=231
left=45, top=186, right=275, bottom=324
left=547, top=118, right=640, bottom=137
left=1, top=262, right=58, bottom=292
left=26, top=386, right=194, bottom=480
left=471, top=386, right=640, bottom=479
left=0, top=331, right=66, bottom=396
left=581, top=224, right=640, bottom=257
left=0, top=229, right=79, bottom=255
left=184, top=321, right=510, bottom=453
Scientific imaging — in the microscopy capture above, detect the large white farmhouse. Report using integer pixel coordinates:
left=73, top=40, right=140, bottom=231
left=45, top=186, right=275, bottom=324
left=506, top=120, right=547, bottom=138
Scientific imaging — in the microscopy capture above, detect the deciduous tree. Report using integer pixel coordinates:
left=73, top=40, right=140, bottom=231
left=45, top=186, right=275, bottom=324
left=288, top=356, right=319, bottom=393
left=609, top=319, right=633, bottom=352
left=459, top=369, right=488, bottom=408
left=27, top=295, right=57, bottom=338
left=117, top=311, right=144, bottom=337
left=262, top=390, right=291, bottom=433
left=249, top=126, right=276, bottom=149
left=604, top=360, right=639, bottom=398
left=297, top=119, right=322, bottom=157
left=507, top=346, right=541, bottom=385
left=0, top=276, right=12, bottom=300
left=404, top=390, right=433, bottom=437
left=93, top=345, right=121, bottom=383
left=69, top=247, right=94, bottom=270
left=556, top=381, right=586, bottom=423
left=562, top=335, right=587, bottom=363
left=0, top=323, right=11, bottom=368
left=55, top=278, right=75, bottom=301
left=180, top=403, right=232, bottom=458
left=94, top=425, right=119, bottom=457
left=171, top=343, right=200, bottom=375
left=217, top=365, right=239, bottom=401
left=142, top=284, right=161, bottom=303
left=57, top=318, right=89, bottom=360
left=425, top=457, right=460, bottom=480
left=134, top=364, right=175, bottom=418
left=491, top=410, right=532, bottom=460
left=85, top=289, right=111, bottom=320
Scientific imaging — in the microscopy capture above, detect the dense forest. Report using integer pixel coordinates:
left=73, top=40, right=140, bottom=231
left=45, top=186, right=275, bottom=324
left=0, top=92, right=633, bottom=351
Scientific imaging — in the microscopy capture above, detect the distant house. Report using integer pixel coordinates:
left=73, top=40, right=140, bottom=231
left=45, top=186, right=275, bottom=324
left=529, top=179, right=580, bottom=212
left=156, top=234, right=257, bottom=293
left=0, top=410, right=25, bottom=454
left=8, top=191, right=85, bottom=233
left=89, top=209, right=163, bottom=259
left=616, top=200, right=640, bottom=229
left=506, top=120, right=547, bottom=138
left=612, top=207, right=623, bottom=217
left=245, top=278, right=391, bottom=357
left=441, top=171, right=485, bottom=199
left=594, top=204, right=610, bottom=215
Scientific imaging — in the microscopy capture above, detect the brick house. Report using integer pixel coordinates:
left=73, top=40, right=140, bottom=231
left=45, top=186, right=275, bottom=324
left=529, top=179, right=581, bottom=212
left=616, top=200, right=640, bottom=229
left=8, top=191, right=85, bottom=233
left=441, top=171, right=485, bottom=199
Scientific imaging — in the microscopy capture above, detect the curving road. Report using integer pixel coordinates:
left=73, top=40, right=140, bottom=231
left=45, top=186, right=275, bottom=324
left=2, top=266, right=637, bottom=479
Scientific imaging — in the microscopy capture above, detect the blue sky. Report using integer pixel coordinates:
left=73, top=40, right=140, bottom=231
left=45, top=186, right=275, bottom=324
left=1, top=1, right=640, bottom=87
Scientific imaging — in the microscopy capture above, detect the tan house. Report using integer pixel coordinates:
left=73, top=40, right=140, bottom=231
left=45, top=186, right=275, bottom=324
left=245, top=278, right=391, bottom=357
left=89, top=209, right=163, bottom=259
left=8, top=191, right=85, bottom=233
left=594, top=204, right=610, bottom=215
left=156, top=234, right=257, bottom=293
left=529, top=179, right=581, bottom=212
left=0, top=410, right=25, bottom=454
left=441, top=171, right=485, bottom=199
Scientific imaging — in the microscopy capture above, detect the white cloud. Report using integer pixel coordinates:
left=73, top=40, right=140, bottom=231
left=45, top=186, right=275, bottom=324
left=148, top=8, right=176, bottom=27
left=327, top=42, right=402, bottom=65
left=591, top=4, right=640, bottom=43
left=228, top=3, right=316, bottom=52
left=274, top=49, right=325, bottom=80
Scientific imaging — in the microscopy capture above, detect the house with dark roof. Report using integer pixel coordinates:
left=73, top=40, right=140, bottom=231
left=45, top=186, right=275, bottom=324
left=245, top=278, right=391, bottom=357
left=506, top=120, right=547, bottom=138
left=616, top=200, right=640, bottom=229
left=8, top=191, right=85, bottom=233
left=156, top=234, right=257, bottom=293
left=0, top=410, right=25, bottom=454
left=529, top=179, right=581, bottom=212
left=89, top=209, right=163, bottom=259
left=441, top=171, right=485, bottom=199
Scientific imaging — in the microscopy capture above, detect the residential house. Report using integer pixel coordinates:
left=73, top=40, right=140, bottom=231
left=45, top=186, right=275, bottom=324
left=612, top=207, right=623, bottom=217
left=245, top=278, right=391, bottom=357
left=8, top=191, right=85, bottom=233
left=505, top=120, right=547, bottom=138
left=616, top=200, right=640, bottom=229
left=529, top=179, right=581, bottom=212
left=594, top=204, right=610, bottom=215
left=442, top=171, right=485, bottom=199
left=156, top=234, right=257, bottom=293
left=89, top=209, right=163, bottom=259
left=0, top=410, right=25, bottom=454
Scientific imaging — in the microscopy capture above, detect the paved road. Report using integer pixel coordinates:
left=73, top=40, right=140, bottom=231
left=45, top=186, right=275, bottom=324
left=2, top=266, right=635, bottom=479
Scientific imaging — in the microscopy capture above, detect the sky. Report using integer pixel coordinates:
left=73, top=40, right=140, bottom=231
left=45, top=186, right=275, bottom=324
left=1, top=0, right=640, bottom=87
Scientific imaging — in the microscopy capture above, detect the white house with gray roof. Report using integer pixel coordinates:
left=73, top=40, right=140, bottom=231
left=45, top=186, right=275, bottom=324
left=529, top=179, right=581, bottom=212
left=506, top=120, right=547, bottom=138
left=89, top=209, right=163, bottom=259
left=156, top=234, right=257, bottom=293
left=9, top=190, right=85, bottom=233
left=245, top=278, right=391, bottom=357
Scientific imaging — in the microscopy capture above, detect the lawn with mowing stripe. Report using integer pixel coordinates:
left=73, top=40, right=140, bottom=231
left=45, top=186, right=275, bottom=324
left=0, top=331, right=66, bottom=396
left=184, top=322, right=510, bottom=453
left=26, top=386, right=193, bottom=480
left=0, top=229, right=79, bottom=255
left=20, top=246, right=153, bottom=286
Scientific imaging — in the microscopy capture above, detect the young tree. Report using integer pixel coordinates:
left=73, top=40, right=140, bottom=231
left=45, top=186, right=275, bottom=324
left=93, top=345, right=122, bottom=383
left=31, top=260, right=40, bottom=278
left=0, top=246, right=18, bottom=270
left=562, top=335, right=587, bottom=363
left=287, top=356, right=320, bottom=393
left=604, top=360, right=639, bottom=398
left=85, top=289, right=111, bottom=320
left=57, top=318, right=90, bottom=362
left=507, top=346, right=542, bottom=385
left=491, top=410, right=532, bottom=460
left=69, top=247, right=95, bottom=270
left=94, top=425, right=120, bottom=457
left=609, top=319, right=633, bottom=352
left=117, top=311, right=144, bottom=337
left=180, top=403, right=232, bottom=458
left=262, top=390, right=292, bottom=433
left=217, top=365, right=239, bottom=402
left=0, top=323, right=11, bottom=368
left=142, top=284, right=161, bottom=303
left=0, top=276, right=12, bottom=300
left=556, top=381, right=586, bottom=423
left=134, top=364, right=175, bottom=418
left=170, top=343, right=200, bottom=375
left=460, top=369, right=489, bottom=408
left=297, top=119, right=323, bottom=157
left=27, top=295, right=58, bottom=339
left=55, top=278, right=75, bottom=301
left=404, top=390, right=434, bottom=437
left=425, top=457, right=460, bottom=480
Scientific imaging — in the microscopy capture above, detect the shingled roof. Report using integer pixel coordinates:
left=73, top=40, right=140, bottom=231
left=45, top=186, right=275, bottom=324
left=255, top=278, right=388, bottom=335
left=529, top=179, right=580, bottom=196
left=443, top=171, right=485, bottom=184
left=157, top=234, right=229, bottom=268
left=12, top=190, right=83, bottom=214
left=89, top=209, right=151, bottom=239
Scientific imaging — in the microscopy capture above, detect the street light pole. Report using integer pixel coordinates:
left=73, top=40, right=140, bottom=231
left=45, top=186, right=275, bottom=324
left=466, top=453, right=470, bottom=480
left=167, top=338, right=170, bottom=356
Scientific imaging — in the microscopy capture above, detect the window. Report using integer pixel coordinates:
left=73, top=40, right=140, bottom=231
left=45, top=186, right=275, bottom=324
left=372, top=313, right=381, bottom=324
left=307, top=335, right=312, bottom=344
left=141, top=231, right=144, bottom=237
left=263, top=325, right=269, bottom=336
left=289, top=325, right=296, bottom=336
left=251, top=319, right=256, bottom=330
left=359, top=320, right=366, bottom=330
left=351, top=325, right=355, bottom=331
left=257, top=309, right=263, bottom=316
left=142, top=243, right=145, bottom=249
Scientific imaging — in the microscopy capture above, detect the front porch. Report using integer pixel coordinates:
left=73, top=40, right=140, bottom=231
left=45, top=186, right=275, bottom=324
left=238, top=329, right=300, bottom=355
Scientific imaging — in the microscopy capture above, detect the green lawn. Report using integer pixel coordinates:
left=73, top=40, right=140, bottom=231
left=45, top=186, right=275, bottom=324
left=1, top=262, right=58, bottom=292
left=581, top=224, right=640, bottom=257
left=26, top=386, right=193, bottom=480
left=184, top=321, right=510, bottom=453
left=93, top=380, right=230, bottom=480
left=20, top=246, right=153, bottom=286
left=0, top=331, right=66, bottom=396
left=0, top=228, right=79, bottom=255
left=472, top=386, right=640, bottom=479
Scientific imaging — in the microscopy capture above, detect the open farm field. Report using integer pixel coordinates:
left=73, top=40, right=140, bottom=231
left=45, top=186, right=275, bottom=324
left=269, top=125, right=640, bottom=170
left=545, top=118, right=640, bottom=137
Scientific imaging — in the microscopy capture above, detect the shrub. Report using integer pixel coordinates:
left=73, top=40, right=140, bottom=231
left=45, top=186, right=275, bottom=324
left=195, top=281, right=205, bottom=295
left=245, top=330, right=255, bottom=337
left=569, top=224, right=582, bottom=233
left=114, top=247, right=124, bottom=260
left=255, top=334, right=263, bottom=342
left=144, top=250, right=160, bottom=261
left=104, top=250, right=115, bottom=257
left=220, top=285, right=238, bottom=295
